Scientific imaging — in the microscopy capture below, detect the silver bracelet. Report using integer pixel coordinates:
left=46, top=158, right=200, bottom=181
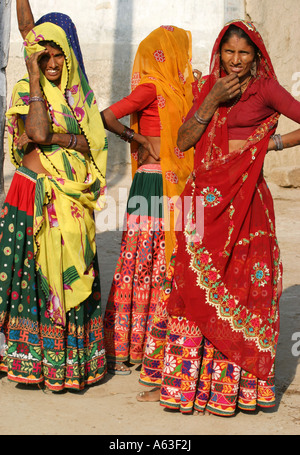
left=28, top=96, right=44, bottom=104
left=271, top=134, right=283, bottom=151
left=194, top=111, right=210, bottom=125
left=71, top=134, right=77, bottom=149
left=67, top=134, right=74, bottom=148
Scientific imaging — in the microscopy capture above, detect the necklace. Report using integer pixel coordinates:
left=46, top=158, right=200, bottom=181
left=227, top=75, right=253, bottom=113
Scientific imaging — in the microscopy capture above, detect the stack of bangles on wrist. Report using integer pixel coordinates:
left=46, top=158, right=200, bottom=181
left=119, top=126, right=135, bottom=143
left=28, top=96, right=44, bottom=104
left=67, top=133, right=77, bottom=149
left=194, top=111, right=211, bottom=125
left=271, top=133, right=283, bottom=150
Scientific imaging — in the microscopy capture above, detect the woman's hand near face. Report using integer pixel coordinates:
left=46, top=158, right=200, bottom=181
left=178, top=74, right=241, bottom=152
left=193, top=69, right=202, bottom=81
left=210, top=73, right=241, bottom=104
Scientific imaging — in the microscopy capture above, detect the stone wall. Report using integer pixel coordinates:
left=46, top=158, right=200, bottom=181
left=245, top=0, right=300, bottom=186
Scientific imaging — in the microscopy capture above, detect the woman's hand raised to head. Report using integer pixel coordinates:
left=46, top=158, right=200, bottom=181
left=16, top=0, right=35, bottom=39
left=25, top=48, right=51, bottom=144
left=26, top=48, right=48, bottom=80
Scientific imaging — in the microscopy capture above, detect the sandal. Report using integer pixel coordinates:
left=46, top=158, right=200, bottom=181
left=107, top=362, right=131, bottom=375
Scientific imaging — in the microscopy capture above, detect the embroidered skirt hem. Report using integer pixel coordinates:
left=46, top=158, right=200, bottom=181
left=139, top=311, right=276, bottom=416
left=0, top=167, right=107, bottom=392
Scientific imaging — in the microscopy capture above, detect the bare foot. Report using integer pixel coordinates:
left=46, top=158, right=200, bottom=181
left=193, top=410, right=205, bottom=416
left=136, top=387, right=160, bottom=402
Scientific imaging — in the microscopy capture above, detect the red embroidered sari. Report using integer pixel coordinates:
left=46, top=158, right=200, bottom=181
left=166, top=20, right=282, bottom=381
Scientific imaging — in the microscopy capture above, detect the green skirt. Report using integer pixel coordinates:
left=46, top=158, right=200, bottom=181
left=0, top=167, right=106, bottom=391
left=104, top=163, right=166, bottom=364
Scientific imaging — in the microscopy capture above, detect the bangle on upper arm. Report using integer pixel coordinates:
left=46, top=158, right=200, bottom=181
left=271, top=134, right=283, bottom=150
left=194, top=111, right=211, bottom=125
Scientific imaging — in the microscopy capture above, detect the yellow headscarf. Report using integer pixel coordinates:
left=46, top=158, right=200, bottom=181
left=6, top=23, right=107, bottom=326
left=130, top=25, right=194, bottom=266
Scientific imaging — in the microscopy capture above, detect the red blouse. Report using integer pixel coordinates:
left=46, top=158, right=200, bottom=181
left=110, top=78, right=300, bottom=140
left=109, top=83, right=160, bottom=136
left=227, top=77, right=300, bottom=139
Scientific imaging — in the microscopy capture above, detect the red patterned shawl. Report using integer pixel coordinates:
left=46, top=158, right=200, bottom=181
left=167, top=20, right=282, bottom=380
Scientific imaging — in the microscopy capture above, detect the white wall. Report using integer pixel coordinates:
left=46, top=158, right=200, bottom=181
left=245, top=0, right=300, bottom=185
left=7, top=0, right=300, bottom=188
left=7, top=0, right=245, bottom=177
left=7, top=0, right=300, bottom=187
left=8, top=0, right=232, bottom=103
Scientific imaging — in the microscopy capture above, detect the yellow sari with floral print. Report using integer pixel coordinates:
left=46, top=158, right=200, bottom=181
left=6, top=23, right=108, bottom=326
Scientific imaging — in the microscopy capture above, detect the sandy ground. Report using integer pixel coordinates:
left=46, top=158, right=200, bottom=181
left=0, top=156, right=299, bottom=436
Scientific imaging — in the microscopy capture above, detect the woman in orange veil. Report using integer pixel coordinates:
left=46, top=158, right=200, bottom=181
left=102, top=26, right=197, bottom=374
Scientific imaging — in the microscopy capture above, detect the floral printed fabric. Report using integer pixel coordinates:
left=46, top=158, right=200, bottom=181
left=129, top=26, right=195, bottom=266
left=140, top=244, right=275, bottom=415
left=160, top=316, right=275, bottom=415
left=0, top=169, right=106, bottom=391
left=140, top=302, right=275, bottom=416
left=6, top=23, right=108, bottom=326
left=166, top=21, right=283, bottom=381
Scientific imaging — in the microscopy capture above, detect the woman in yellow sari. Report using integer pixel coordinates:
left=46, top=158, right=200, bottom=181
left=0, top=22, right=108, bottom=391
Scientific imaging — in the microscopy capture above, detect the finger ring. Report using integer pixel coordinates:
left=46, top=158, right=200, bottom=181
left=229, top=93, right=232, bottom=99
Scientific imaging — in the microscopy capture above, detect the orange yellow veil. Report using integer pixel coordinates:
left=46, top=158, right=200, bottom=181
left=130, top=25, right=195, bottom=265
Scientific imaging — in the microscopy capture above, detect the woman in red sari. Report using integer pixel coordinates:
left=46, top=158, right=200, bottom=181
left=138, top=20, right=300, bottom=416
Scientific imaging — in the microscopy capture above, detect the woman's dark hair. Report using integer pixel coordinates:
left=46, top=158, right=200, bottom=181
left=39, top=40, right=63, bottom=52
left=220, top=25, right=259, bottom=57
